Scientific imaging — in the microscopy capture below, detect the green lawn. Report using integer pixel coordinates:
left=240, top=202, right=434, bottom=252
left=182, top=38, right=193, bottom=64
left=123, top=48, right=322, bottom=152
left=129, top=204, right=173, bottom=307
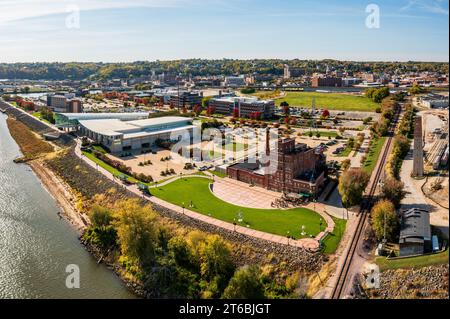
left=335, top=144, right=353, bottom=157
left=300, top=131, right=339, bottom=139
left=375, top=250, right=449, bottom=271
left=82, top=151, right=139, bottom=183
left=276, top=92, right=378, bottom=112
left=32, top=111, right=54, bottom=124
left=150, top=177, right=324, bottom=240
left=321, top=218, right=347, bottom=254
left=362, top=137, right=386, bottom=174
left=208, top=170, right=227, bottom=178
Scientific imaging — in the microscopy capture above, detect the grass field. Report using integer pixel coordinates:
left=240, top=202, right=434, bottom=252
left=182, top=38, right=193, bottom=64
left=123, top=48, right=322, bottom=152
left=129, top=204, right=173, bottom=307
left=82, top=151, right=139, bottom=183
left=375, top=250, right=449, bottom=271
left=275, top=92, right=378, bottom=112
left=150, top=177, right=325, bottom=240
left=321, top=218, right=347, bottom=254
left=335, top=144, right=353, bottom=157
left=208, top=170, right=227, bottom=178
left=300, top=130, right=339, bottom=138
left=362, top=137, right=386, bottom=174
left=32, top=111, right=54, bottom=124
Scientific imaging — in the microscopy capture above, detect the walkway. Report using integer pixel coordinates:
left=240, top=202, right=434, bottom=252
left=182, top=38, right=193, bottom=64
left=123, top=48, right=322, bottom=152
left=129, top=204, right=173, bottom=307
left=74, top=139, right=332, bottom=251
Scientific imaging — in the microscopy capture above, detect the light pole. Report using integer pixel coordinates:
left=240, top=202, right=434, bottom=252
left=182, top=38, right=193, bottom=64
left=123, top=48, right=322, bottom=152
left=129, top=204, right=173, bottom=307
left=287, top=231, right=290, bottom=246
left=319, top=218, right=323, bottom=232
left=182, top=202, right=185, bottom=215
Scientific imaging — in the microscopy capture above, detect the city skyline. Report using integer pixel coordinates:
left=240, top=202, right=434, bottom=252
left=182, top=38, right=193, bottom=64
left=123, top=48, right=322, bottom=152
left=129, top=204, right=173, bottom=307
left=0, top=0, right=448, bottom=63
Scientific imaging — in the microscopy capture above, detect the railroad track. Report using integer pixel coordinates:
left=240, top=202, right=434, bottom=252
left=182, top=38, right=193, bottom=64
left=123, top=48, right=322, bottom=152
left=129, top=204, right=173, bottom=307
left=330, top=107, right=400, bottom=299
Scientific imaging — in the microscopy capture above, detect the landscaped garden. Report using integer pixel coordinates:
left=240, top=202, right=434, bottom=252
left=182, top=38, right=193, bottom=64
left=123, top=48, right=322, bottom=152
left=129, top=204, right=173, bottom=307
left=150, top=177, right=325, bottom=240
left=275, top=92, right=378, bottom=112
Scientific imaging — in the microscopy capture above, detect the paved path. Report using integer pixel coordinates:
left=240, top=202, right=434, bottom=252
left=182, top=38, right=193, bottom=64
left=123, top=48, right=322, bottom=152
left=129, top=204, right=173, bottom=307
left=74, top=139, right=329, bottom=251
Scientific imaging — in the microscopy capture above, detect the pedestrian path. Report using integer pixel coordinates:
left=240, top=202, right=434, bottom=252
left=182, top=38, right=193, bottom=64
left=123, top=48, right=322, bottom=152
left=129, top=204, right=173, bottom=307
left=74, top=140, right=325, bottom=251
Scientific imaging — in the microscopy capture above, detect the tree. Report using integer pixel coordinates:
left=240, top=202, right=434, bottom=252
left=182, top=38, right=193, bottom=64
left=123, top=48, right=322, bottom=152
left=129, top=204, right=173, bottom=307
left=168, top=236, right=197, bottom=271
left=370, top=199, right=399, bottom=242
left=322, top=109, right=330, bottom=118
left=282, top=103, right=290, bottom=116
left=409, top=83, right=427, bottom=95
left=206, top=105, right=215, bottom=117
left=341, top=159, right=351, bottom=171
left=201, top=96, right=212, bottom=108
left=113, top=199, right=159, bottom=268
left=338, top=168, right=370, bottom=207
left=89, top=204, right=114, bottom=228
left=381, top=177, right=406, bottom=208
left=193, top=104, right=202, bottom=116
left=222, top=265, right=265, bottom=299
left=199, top=235, right=235, bottom=296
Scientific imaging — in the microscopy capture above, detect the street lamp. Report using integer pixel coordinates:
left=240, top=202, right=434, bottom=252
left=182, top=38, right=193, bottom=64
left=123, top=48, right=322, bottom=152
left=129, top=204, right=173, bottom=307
left=233, top=218, right=237, bottom=232
left=182, top=202, right=185, bottom=215
left=287, top=231, right=291, bottom=246
left=319, top=218, right=323, bottom=232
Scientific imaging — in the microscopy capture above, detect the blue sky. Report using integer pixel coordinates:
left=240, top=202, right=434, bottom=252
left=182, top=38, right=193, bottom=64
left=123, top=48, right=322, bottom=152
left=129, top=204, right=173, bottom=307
left=0, top=0, right=448, bottom=62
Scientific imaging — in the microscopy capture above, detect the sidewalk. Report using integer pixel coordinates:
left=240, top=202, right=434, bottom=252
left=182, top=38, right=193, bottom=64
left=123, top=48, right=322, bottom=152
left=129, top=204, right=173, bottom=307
left=74, top=139, right=323, bottom=251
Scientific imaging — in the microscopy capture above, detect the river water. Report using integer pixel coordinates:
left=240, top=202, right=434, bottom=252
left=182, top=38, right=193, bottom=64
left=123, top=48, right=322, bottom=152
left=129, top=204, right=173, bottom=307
left=0, top=112, right=135, bottom=299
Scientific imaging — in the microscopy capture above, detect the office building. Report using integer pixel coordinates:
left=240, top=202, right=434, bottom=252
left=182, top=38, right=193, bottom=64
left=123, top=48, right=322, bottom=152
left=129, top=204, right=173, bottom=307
left=209, top=96, right=275, bottom=119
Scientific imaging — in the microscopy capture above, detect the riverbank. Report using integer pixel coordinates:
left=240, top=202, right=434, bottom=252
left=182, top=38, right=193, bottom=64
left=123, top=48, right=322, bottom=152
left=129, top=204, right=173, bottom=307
left=3, top=108, right=328, bottom=298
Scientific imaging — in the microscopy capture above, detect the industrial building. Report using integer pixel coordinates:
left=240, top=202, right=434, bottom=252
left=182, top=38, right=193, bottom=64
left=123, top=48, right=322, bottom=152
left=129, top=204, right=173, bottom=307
left=311, top=76, right=343, bottom=87
left=79, top=116, right=195, bottom=153
left=399, top=208, right=432, bottom=257
left=226, top=138, right=326, bottom=196
left=209, top=96, right=275, bottom=119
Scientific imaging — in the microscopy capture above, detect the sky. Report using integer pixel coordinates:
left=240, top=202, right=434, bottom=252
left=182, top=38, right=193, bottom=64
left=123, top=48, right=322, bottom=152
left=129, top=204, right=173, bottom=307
left=0, top=0, right=448, bottom=62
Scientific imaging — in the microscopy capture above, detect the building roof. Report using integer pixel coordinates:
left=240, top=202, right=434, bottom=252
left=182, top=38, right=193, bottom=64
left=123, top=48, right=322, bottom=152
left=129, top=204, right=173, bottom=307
left=79, top=116, right=194, bottom=138
left=59, top=112, right=150, bottom=121
left=212, top=96, right=273, bottom=104
left=399, top=208, right=431, bottom=244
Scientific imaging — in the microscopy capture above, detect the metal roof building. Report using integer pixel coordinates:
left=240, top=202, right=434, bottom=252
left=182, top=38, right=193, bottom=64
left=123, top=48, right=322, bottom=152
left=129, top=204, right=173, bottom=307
left=55, top=112, right=150, bottom=129
left=79, top=116, right=195, bottom=153
left=399, top=208, right=432, bottom=257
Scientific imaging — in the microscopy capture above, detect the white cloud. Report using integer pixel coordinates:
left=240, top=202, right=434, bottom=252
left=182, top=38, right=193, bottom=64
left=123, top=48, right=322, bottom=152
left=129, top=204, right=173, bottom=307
left=0, top=0, right=193, bottom=25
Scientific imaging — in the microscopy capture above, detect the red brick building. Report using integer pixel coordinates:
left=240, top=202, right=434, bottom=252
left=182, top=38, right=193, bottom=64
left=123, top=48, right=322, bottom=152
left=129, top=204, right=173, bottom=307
left=226, top=138, right=326, bottom=196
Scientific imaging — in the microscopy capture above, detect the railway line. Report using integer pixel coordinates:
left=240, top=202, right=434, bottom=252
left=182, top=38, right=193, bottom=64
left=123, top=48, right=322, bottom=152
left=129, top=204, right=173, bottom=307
left=330, top=107, right=400, bottom=299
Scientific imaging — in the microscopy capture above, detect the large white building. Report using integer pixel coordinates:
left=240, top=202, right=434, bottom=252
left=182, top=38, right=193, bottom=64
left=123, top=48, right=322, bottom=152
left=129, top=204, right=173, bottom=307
left=79, top=116, right=195, bottom=153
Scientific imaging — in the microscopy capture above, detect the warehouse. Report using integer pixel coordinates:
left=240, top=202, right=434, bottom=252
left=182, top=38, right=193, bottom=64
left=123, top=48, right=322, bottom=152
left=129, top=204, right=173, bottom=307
left=399, top=208, right=432, bottom=257
left=79, top=116, right=195, bottom=153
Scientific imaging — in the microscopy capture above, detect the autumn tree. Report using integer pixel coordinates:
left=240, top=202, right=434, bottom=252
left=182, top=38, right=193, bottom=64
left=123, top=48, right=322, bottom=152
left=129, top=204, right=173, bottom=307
left=370, top=199, right=399, bottom=242
left=113, top=199, right=159, bottom=268
left=381, top=177, right=406, bottom=208
left=222, top=265, right=265, bottom=299
left=199, top=235, right=235, bottom=298
left=338, top=168, right=370, bottom=207
left=341, top=159, right=351, bottom=171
